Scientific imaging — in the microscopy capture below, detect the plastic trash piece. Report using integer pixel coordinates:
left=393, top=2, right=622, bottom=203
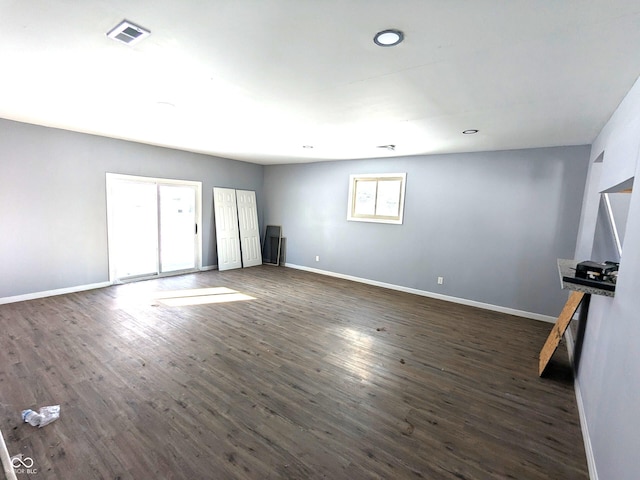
left=38, top=405, right=60, bottom=427
left=21, top=405, right=60, bottom=428
left=21, top=410, right=42, bottom=427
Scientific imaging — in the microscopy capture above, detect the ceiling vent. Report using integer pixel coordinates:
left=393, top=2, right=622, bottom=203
left=376, top=144, right=396, bottom=151
left=107, top=20, right=150, bottom=46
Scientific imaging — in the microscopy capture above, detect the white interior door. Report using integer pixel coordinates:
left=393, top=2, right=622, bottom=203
left=213, top=187, right=242, bottom=271
left=236, top=190, right=262, bottom=268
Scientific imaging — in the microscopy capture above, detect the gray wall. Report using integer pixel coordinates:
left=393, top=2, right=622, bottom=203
left=0, top=119, right=264, bottom=298
left=574, top=76, right=640, bottom=480
left=263, top=146, right=590, bottom=317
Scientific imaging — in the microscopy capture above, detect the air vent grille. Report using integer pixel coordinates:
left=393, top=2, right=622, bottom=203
left=376, top=145, right=396, bottom=151
left=107, top=20, right=150, bottom=46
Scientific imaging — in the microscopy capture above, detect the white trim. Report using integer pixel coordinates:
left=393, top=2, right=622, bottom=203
left=1, top=267, right=220, bottom=305
left=285, top=263, right=556, bottom=323
left=601, top=193, right=623, bottom=257
left=0, top=282, right=111, bottom=305
left=113, top=268, right=202, bottom=284
left=0, top=266, right=221, bottom=305
left=565, top=328, right=598, bottom=480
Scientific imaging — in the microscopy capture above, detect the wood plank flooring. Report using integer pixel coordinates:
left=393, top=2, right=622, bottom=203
left=0, top=266, right=587, bottom=479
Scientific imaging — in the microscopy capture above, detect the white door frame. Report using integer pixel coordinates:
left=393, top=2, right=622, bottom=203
left=106, top=173, right=202, bottom=283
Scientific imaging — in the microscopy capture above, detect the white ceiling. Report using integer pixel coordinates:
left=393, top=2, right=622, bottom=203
left=1, top=1, right=640, bottom=165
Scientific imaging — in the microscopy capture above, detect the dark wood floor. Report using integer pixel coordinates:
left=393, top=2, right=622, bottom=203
left=0, top=266, right=587, bottom=479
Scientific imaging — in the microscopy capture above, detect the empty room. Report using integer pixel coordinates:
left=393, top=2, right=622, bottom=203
left=1, top=2, right=639, bottom=479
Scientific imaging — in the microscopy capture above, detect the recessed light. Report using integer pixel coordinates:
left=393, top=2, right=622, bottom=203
left=374, top=29, right=404, bottom=47
left=462, top=129, right=479, bottom=134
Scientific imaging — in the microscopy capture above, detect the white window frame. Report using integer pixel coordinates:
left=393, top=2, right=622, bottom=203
left=347, top=173, right=406, bottom=224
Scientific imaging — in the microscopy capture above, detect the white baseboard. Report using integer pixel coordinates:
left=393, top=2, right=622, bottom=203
left=1, top=267, right=220, bottom=305
left=0, top=281, right=112, bottom=305
left=284, top=263, right=556, bottom=323
left=565, top=329, right=598, bottom=480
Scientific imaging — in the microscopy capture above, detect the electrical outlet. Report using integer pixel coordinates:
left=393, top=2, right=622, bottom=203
left=315, top=255, right=320, bottom=262
left=437, top=276, right=444, bottom=285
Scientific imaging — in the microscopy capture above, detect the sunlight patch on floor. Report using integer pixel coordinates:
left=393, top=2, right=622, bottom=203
left=154, top=287, right=237, bottom=298
left=154, top=287, right=255, bottom=306
left=340, top=327, right=374, bottom=381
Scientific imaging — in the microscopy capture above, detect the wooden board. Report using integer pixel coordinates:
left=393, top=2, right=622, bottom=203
left=539, top=291, right=585, bottom=375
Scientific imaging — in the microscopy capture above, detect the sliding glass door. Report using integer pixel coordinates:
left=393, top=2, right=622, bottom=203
left=107, top=174, right=201, bottom=282
left=159, top=184, right=197, bottom=272
left=110, top=180, right=159, bottom=278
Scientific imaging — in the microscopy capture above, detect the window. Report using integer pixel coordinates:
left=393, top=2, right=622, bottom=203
left=347, top=173, right=406, bottom=224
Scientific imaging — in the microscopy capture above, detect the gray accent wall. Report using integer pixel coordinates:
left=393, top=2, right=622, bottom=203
left=574, top=76, right=640, bottom=480
left=0, top=119, right=263, bottom=298
left=263, top=146, right=590, bottom=318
